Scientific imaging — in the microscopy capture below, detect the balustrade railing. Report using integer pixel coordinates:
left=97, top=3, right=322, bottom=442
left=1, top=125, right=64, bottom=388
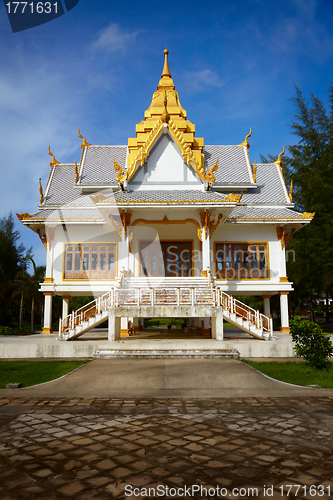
left=60, top=287, right=272, bottom=338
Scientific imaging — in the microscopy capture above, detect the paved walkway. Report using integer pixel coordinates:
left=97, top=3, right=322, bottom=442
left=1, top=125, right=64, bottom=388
left=1, top=361, right=333, bottom=498
left=0, top=396, right=333, bottom=499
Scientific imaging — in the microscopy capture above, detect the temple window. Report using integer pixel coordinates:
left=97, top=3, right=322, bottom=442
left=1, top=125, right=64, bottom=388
left=215, top=242, right=268, bottom=279
left=64, top=243, right=117, bottom=279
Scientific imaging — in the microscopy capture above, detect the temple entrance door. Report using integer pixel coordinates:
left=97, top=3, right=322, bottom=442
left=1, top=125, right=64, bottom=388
left=140, top=241, right=192, bottom=277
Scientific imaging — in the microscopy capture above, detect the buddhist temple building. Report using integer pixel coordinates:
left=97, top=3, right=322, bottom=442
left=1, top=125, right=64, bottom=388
left=17, top=50, right=314, bottom=342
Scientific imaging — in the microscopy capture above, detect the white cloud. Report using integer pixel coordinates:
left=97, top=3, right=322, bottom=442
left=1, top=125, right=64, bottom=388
left=90, top=23, right=141, bottom=53
left=182, top=69, right=225, bottom=93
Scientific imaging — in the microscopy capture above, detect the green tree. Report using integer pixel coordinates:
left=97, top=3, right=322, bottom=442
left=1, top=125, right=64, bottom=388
left=287, top=85, right=333, bottom=321
left=262, top=86, right=333, bottom=321
left=0, top=213, right=32, bottom=326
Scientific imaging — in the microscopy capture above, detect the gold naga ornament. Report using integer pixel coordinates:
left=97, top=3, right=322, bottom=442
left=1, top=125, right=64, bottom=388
left=39, top=178, right=44, bottom=204
left=48, top=146, right=60, bottom=167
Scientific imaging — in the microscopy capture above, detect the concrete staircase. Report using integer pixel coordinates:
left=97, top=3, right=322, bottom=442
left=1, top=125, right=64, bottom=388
left=59, top=279, right=272, bottom=342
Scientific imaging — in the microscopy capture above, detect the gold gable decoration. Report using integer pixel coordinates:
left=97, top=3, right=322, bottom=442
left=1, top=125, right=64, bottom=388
left=122, top=50, right=215, bottom=185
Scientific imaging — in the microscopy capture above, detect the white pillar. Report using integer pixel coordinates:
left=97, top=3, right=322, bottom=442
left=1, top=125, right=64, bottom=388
left=279, top=239, right=288, bottom=282
left=42, top=292, right=53, bottom=334
left=202, top=228, right=210, bottom=270
left=279, top=292, right=290, bottom=333
left=62, top=296, right=70, bottom=320
left=262, top=295, right=271, bottom=318
left=120, top=316, right=129, bottom=337
left=212, top=309, right=224, bottom=340
left=108, top=309, right=120, bottom=341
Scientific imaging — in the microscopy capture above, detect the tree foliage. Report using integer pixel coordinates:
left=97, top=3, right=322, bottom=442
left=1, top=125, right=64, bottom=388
left=284, top=86, right=333, bottom=320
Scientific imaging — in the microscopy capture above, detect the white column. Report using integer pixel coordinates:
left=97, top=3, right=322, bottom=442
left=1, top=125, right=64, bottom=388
left=279, top=292, right=290, bottom=333
left=42, top=292, right=53, bottom=334
left=62, top=296, right=70, bottom=320
left=262, top=295, right=271, bottom=318
left=108, top=309, right=120, bottom=341
left=212, top=309, right=224, bottom=341
left=202, top=228, right=210, bottom=271
left=279, top=240, right=288, bottom=281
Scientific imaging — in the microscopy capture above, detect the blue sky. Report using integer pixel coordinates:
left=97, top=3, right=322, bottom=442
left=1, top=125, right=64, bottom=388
left=1, top=0, right=333, bottom=267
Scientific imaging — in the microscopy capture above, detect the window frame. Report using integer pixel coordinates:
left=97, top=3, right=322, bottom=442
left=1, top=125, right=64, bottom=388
left=214, top=241, right=269, bottom=280
left=63, top=242, right=117, bottom=281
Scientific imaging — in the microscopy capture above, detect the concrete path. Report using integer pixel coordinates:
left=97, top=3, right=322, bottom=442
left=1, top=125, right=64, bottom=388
left=2, top=358, right=333, bottom=398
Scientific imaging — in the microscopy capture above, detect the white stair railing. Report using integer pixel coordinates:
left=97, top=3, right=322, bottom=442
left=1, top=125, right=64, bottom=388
left=219, top=290, right=272, bottom=336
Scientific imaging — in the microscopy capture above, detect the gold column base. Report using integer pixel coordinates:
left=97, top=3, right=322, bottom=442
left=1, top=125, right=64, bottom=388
left=280, top=327, right=290, bottom=334
left=42, top=327, right=53, bottom=334
left=120, top=329, right=130, bottom=337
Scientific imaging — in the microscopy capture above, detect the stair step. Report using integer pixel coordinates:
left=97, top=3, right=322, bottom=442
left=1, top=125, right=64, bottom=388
left=94, top=349, right=240, bottom=359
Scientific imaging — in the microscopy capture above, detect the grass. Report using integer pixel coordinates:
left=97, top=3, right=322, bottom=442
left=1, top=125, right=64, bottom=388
left=0, top=360, right=90, bottom=389
left=243, top=360, right=333, bottom=388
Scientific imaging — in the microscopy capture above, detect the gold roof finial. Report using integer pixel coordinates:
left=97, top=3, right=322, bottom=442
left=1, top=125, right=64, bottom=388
left=48, top=145, right=61, bottom=167
left=289, top=179, right=293, bottom=202
left=206, top=158, right=219, bottom=185
left=273, top=145, right=285, bottom=168
left=162, top=48, right=171, bottom=78
left=78, top=128, right=92, bottom=150
left=74, top=160, right=79, bottom=183
left=157, top=48, right=175, bottom=90
left=39, top=178, right=44, bottom=204
left=253, top=160, right=257, bottom=183
left=238, top=128, right=252, bottom=149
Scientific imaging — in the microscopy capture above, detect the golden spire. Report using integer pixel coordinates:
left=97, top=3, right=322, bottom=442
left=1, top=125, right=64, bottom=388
left=273, top=145, right=285, bottom=168
left=157, top=49, right=175, bottom=90
left=39, top=178, right=44, bottom=204
left=239, top=128, right=252, bottom=149
left=162, top=48, right=171, bottom=77
left=48, top=145, right=61, bottom=167
left=74, top=160, right=79, bottom=183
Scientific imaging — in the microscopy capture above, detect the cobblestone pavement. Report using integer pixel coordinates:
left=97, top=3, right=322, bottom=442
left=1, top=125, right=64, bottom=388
left=0, top=397, right=333, bottom=499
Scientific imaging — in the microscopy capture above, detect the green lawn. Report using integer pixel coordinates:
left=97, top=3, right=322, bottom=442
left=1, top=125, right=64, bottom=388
left=242, top=360, right=333, bottom=388
left=0, top=360, right=90, bottom=389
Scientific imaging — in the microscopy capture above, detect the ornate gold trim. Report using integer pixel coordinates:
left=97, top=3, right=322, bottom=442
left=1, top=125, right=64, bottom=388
left=276, top=226, right=285, bottom=250
left=48, top=145, right=61, bottom=167
left=16, top=212, right=32, bottom=221
left=74, top=160, right=79, bottom=183
left=39, top=179, right=44, bottom=204
left=279, top=277, right=289, bottom=283
left=132, top=215, right=202, bottom=241
left=206, top=158, right=219, bottom=185
left=302, top=212, right=315, bottom=219
left=289, top=180, right=293, bottom=202
left=78, top=128, right=92, bottom=149
left=90, top=193, right=106, bottom=203
left=252, top=160, right=257, bottom=183
left=238, top=127, right=252, bottom=148
left=114, top=158, right=125, bottom=183
left=43, top=277, right=54, bottom=283
left=37, top=229, right=47, bottom=249
left=225, top=193, right=242, bottom=203
left=272, top=145, right=285, bottom=168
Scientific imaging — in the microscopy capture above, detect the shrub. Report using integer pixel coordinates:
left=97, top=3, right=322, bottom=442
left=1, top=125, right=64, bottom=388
left=290, top=316, right=333, bottom=369
left=0, top=326, right=14, bottom=335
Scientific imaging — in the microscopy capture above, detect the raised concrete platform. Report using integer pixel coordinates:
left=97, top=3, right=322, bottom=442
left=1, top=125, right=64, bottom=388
left=0, top=328, right=295, bottom=358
